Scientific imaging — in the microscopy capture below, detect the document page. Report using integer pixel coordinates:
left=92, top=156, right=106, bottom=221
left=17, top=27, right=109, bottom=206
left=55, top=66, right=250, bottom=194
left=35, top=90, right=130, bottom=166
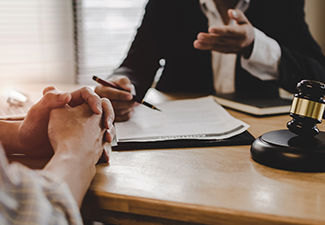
left=115, top=96, right=249, bottom=142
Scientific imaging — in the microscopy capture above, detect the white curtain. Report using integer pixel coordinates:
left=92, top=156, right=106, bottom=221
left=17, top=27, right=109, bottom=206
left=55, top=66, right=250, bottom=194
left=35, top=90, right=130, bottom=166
left=74, top=0, right=148, bottom=85
left=0, top=0, right=75, bottom=84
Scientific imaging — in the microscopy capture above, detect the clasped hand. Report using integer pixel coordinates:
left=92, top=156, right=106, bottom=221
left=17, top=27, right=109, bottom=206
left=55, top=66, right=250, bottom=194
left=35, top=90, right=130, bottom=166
left=17, top=86, right=115, bottom=162
left=194, top=9, right=255, bottom=58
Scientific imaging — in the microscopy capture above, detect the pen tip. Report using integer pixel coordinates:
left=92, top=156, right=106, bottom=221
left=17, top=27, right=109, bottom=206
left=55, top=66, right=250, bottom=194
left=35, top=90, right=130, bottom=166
left=92, top=75, right=97, bottom=80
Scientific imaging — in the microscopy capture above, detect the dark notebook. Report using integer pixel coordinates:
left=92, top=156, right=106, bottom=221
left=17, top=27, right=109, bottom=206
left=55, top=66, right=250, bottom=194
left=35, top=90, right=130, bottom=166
left=112, top=130, right=255, bottom=151
left=214, top=93, right=292, bottom=116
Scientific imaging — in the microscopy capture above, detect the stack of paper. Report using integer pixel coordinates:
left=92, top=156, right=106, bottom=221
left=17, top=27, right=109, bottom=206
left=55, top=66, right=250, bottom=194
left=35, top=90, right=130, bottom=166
left=115, top=96, right=249, bottom=143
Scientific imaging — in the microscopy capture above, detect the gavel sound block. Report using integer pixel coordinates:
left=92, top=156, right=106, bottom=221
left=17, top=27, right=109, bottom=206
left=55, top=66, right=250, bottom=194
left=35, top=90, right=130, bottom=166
left=251, top=80, right=325, bottom=172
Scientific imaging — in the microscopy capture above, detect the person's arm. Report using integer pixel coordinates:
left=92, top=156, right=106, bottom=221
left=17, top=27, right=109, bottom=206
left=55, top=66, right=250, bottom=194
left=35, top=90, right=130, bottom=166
left=95, top=0, right=161, bottom=121
left=112, top=0, right=161, bottom=98
left=275, top=0, right=325, bottom=93
left=0, top=99, right=114, bottom=223
left=0, top=121, right=21, bottom=154
left=240, top=27, right=281, bottom=81
left=0, top=89, right=72, bottom=157
left=242, top=0, right=325, bottom=93
left=0, top=144, right=83, bottom=225
left=0, top=86, right=114, bottom=158
left=194, top=3, right=325, bottom=93
left=44, top=100, right=113, bottom=206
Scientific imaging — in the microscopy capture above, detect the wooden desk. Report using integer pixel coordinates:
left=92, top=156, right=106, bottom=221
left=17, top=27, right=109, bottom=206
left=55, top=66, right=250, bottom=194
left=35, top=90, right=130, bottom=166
left=4, top=84, right=325, bottom=224
left=80, top=89, right=325, bottom=225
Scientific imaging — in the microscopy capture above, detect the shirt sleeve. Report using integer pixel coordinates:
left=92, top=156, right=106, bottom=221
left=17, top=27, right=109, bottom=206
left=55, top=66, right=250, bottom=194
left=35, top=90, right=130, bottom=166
left=0, top=145, right=83, bottom=225
left=240, top=27, right=281, bottom=81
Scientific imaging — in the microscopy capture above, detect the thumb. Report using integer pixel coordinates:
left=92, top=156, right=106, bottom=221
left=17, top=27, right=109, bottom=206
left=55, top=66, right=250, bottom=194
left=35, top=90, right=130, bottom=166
left=42, top=86, right=70, bottom=102
left=228, top=9, right=249, bottom=25
left=24, top=89, right=72, bottom=125
left=112, top=76, right=133, bottom=92
left=42, top=86, right=56, bottom=95
left=39, top=86, right=72, bottom=110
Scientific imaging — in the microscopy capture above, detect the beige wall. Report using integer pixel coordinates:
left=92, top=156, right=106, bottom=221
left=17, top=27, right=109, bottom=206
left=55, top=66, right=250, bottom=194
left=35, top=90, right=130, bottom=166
left=0, top=0, right=75, bottom=85
left=305, top=0, right=325, bottom=54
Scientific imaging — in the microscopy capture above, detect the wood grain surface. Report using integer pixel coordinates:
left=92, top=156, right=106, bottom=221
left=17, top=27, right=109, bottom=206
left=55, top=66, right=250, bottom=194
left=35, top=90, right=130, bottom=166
left=5, top=85, right=325, bottom=224
left=82, top=89, right=325, bottom=225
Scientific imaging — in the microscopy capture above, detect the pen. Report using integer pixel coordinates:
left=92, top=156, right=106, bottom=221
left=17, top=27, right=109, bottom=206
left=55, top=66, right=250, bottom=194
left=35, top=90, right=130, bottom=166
left=92, top=76, right=161, bottom=112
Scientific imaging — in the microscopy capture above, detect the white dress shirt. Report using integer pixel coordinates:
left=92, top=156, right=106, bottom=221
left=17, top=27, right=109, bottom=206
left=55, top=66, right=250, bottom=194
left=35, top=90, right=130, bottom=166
left=199, top=0, right=281, bottom=94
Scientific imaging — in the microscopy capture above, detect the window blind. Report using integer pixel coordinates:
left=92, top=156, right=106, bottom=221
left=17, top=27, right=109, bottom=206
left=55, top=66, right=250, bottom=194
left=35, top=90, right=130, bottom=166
left=73, top=0, right=148, bottom=85
left=0, top=0, right=75, bottom=84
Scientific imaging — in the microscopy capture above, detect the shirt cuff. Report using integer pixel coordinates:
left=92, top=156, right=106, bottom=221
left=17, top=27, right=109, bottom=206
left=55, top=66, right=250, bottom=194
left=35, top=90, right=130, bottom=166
left=241, top=28, right=281, bottom=81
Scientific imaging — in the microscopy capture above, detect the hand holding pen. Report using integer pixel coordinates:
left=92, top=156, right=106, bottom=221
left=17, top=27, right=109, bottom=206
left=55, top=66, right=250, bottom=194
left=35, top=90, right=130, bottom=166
left=93, top=76, right=161, bottom=122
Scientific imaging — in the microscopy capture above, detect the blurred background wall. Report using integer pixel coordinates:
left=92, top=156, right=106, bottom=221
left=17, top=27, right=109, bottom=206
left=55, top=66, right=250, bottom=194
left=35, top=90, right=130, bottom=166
left=0, top=0, right=324, bottom=85
left=305, top=0, right=325, bottom=54
left=0, top=0, right=75, bottom=84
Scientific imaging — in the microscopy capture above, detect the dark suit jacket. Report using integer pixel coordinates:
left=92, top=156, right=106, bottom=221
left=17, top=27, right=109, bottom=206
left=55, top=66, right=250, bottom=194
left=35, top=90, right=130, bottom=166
left=113, top=0, right=325, bottom=98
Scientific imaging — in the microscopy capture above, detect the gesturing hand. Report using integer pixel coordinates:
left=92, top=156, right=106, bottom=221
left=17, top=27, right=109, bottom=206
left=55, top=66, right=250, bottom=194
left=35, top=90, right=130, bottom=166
left=193, top=9, right=255, bottom=58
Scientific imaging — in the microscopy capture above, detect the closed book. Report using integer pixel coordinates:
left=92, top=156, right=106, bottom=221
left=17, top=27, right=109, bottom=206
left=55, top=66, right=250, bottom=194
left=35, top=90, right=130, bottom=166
left=214, top=93, right=292, bottom=116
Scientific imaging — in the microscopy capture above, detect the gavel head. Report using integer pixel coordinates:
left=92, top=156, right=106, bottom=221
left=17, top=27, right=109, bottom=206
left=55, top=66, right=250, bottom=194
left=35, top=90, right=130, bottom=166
left=287, top=80, right=325, bottom=137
